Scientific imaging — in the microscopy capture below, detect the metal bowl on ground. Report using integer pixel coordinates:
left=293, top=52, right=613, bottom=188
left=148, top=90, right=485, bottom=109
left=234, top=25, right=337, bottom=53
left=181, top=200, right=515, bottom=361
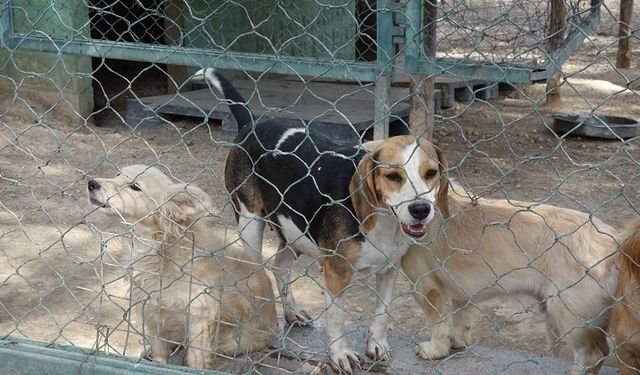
left=551, top=113, right=639, bottom=139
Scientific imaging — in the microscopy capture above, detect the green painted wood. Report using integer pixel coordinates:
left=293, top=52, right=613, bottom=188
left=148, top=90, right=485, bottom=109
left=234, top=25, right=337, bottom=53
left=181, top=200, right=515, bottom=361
left=183, top=0, right=357, bottom=60
left=0, top=337, right=227, bottom=375
left=401, top=0, right=603, bottom=84
left=0, top=0, right=12, bottom=49
left=5, top=34, right=379, bottom=81
left=411, top=58, right=535, bottom=84
left=402, top=0, right=421, bottom=74
left=375, top=0, right=395, bottom=72
left=0, top=0, right=94, bottom=117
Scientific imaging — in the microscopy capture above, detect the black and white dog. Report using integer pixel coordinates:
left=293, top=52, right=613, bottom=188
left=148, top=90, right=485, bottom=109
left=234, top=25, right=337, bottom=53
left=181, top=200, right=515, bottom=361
left=193, top=68, right=449, bottom=373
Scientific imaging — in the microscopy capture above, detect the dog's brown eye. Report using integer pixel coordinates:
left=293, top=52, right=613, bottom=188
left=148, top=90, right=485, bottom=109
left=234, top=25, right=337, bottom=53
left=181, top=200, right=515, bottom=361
left=425, top=169, right=438, bottom=178
left=385, top=172, right=402, bottom=183
left=128, top=183, right=142, bottom=191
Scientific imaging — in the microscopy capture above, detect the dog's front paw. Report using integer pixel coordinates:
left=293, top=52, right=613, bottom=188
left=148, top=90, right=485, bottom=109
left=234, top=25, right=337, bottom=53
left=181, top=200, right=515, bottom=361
left=452, top=325, right=473, bottom=349
left=329, top=347, right=363, bottom=374
left=284, top=308, right=313, bottom=326
left=185, top=348, right=209, bottom=369
left=366, top=337, right=391, bottom=362
left=416, top=340, right=450, bottom=360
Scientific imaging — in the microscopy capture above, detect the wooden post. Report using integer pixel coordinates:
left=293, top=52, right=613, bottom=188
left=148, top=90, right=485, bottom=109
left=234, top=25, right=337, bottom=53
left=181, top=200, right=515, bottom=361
left=409, top=0, right=437, bottom=140
left=616, top=0, right=634, bottom=69
left=546, top=0, right=566, bottom=105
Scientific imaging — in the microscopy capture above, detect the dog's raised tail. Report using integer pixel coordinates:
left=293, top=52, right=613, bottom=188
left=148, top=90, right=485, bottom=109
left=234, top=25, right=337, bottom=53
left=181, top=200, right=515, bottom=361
left=193, top=67, right=253, bottom=129
left=620, top=218, right=640, bottom=279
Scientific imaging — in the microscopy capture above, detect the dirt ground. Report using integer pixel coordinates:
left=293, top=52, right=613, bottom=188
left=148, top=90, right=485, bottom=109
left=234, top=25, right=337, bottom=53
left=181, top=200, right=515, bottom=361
left=1, top=0, right=640, bottom=372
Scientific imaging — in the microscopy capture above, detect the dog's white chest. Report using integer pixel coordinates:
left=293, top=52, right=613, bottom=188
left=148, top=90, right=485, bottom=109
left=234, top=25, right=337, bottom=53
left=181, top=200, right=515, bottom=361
left=356, top=224, right=410, bottom=273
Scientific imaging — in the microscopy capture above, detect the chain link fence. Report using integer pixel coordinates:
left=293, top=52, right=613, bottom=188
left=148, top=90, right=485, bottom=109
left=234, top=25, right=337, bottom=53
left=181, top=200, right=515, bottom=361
left=1, top=0, right=639, bottom=374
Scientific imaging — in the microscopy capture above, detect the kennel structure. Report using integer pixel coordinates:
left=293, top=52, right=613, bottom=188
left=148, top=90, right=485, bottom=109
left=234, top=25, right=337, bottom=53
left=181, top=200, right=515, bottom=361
left=0, top=0, right=602, bottom=136
left=0, top=0, right=610, bottom=373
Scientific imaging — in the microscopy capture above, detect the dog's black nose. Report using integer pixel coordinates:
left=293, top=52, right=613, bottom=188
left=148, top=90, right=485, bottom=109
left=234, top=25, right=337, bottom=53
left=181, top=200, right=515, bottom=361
left=88, top=179, right=101, bottom=192
left=409, top=203, right=431, bottom=220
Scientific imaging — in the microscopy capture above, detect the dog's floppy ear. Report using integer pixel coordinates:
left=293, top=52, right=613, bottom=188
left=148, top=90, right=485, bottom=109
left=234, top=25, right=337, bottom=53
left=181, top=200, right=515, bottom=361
left=349, top=152, right=379, bottom=233
left=160, top=184, right=212, bottom=225
left=435, top=147, right=449, bottom=218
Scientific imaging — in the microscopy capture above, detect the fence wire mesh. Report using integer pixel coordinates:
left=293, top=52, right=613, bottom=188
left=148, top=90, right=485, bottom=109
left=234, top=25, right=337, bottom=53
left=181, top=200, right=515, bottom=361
left=0, top=0, right=640, bottom=374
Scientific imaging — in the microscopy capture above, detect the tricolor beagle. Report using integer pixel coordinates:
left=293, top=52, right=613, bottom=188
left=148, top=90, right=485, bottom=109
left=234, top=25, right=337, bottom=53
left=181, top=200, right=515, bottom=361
left=193, top=68, right=448, bottom=373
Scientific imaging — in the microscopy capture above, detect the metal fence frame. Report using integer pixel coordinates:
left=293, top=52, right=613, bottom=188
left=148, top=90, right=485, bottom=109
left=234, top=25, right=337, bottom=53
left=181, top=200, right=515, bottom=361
left=0, top=0, right=619, bottom=373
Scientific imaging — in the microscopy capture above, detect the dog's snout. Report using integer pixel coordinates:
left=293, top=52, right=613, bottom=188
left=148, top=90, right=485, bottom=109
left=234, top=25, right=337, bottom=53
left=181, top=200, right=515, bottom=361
left=88, top=179, right=101, bottom=192
left=409, top=203, right=431, bottom=220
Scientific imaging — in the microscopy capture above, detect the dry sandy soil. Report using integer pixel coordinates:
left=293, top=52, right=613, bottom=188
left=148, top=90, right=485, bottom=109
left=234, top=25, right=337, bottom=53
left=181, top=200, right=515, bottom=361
left=1, top=1, right=639, bottom=373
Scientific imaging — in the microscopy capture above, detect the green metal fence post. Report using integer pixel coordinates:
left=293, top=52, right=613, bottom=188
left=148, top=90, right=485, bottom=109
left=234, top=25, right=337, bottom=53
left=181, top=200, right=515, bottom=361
left=373, top=0, right=395, bottom=140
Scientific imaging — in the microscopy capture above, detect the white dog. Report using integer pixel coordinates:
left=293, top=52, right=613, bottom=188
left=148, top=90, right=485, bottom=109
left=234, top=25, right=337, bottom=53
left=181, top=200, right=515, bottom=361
left=402, top=181, right=619, bottom=374
left=87, top=165, right=278, bottom=369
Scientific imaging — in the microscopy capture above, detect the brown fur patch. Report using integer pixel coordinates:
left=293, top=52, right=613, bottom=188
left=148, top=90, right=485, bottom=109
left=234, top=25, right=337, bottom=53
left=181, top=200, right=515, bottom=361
left=612, top=218, right=640, bottom=374
left=349, top=153, right=379, bottom=232
left=224, top=144, right=266, bottom=219
left=435, top=147, right=449, bottom=218
left=322, top=240, right=361, bottom=296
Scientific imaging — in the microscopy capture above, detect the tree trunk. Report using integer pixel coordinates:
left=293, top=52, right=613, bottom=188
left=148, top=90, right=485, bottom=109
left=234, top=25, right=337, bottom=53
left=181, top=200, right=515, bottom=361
left=546, top=0, right=566, bottom=105
left=616, top=0, right=634, bottom=69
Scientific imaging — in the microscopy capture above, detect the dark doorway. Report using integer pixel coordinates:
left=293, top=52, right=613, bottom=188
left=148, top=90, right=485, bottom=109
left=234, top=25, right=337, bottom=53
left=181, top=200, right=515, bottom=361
left=89, top=0, right=169, bottom=125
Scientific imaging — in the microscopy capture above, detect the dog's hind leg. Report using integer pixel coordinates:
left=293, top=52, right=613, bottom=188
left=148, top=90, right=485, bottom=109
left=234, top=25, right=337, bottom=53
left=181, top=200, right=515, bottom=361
left=617, top=347, right=640, bottom=375
left=273, top=241, right=312, bottom=326
left=546, top=296, right=609, bottom=375
left=238, top=202, right=265, bottom=254
left=544, top=314, right=562, bottom=358
left=451, top=300, right=473, bottom=350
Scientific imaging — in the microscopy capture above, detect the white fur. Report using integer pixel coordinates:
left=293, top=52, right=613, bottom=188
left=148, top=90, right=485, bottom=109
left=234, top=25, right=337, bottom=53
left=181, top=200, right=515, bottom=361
left=385, top=142, right=435, bottom=226
left=238, top=203, right=265, bottom=253
left=325, top=293, right=361, bottom=373
left=355, top=213, right=413, bottom=272
left=277, top=215, right=322, bottom=258
left=274, top=128, right=306, bottom=152
left=194, top=67, right=224, bottom=96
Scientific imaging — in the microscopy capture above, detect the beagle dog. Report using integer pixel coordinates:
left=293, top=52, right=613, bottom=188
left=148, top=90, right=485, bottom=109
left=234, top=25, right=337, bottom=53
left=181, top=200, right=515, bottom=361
left=193, top=68, right=448, bottom=373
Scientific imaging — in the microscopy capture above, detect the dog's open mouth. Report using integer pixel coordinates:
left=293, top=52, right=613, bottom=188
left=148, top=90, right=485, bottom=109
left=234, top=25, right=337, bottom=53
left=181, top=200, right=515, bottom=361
left=402, top=223, right=427, bottom=238
left=89, top=197, right=110, bottom=208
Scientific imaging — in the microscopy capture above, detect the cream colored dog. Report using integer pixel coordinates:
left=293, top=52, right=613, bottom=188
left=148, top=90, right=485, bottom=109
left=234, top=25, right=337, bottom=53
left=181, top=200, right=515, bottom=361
left=402, top=182, right=619, bottom=375
left=87, top=165, right=278, bottom=369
